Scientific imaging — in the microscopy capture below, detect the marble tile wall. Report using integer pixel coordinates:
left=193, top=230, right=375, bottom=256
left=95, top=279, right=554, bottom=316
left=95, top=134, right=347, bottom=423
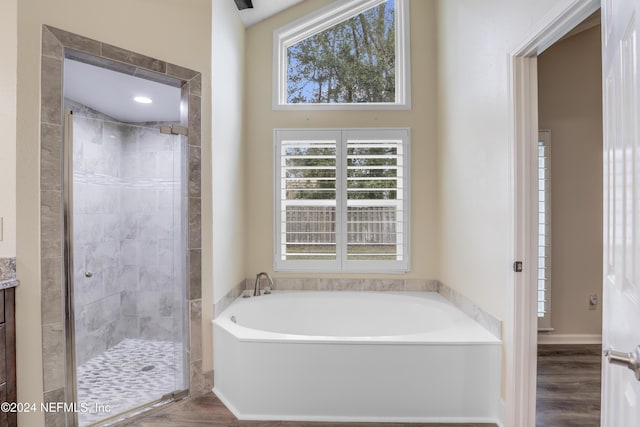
left=70, top=107, right=186, bottom=364
left=242, top=277, right=439, bottom=293
left=437, top=281, right=502, bottom=339
left=213, top=277, right=439, bottom=318
left=213, top=279, right=246, bottom=318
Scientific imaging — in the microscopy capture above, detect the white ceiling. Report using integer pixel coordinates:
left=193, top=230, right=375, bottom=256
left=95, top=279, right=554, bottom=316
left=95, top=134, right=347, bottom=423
left=63, top=59, right=181, bottom=123
left=238, top=0, right=305, bottom=27
left=62, top=0, right=305, bottom=121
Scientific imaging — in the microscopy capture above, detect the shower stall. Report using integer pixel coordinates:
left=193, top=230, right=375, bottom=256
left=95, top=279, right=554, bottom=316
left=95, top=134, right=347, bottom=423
left=62, top=59, right=189, bottom=426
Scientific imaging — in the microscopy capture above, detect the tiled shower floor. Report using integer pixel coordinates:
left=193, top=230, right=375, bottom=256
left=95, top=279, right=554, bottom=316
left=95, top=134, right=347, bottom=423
left=77, top=338, right=185, bottom=426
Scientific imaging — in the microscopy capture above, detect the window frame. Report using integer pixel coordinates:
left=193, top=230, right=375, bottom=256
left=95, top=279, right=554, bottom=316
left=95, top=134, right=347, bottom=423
left=273, top=128, right=411, bottom=273
left=272, top=0, right=411, bottom=110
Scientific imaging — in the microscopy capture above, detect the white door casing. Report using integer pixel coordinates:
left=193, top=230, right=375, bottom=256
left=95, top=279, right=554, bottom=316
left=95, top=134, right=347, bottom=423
left=601, top=0, right=640, bottom=424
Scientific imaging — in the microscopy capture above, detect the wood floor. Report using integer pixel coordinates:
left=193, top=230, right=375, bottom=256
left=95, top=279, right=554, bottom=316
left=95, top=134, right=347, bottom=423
left=536, top=344, right=601, bottom=427
left=118, top=344, right=601, bottom=427
left=119, top=393, right=496, bottom=427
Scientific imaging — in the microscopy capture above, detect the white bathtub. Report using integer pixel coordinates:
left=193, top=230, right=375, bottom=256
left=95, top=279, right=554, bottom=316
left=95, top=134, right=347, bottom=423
left=212, top=291, right=501, bottom=423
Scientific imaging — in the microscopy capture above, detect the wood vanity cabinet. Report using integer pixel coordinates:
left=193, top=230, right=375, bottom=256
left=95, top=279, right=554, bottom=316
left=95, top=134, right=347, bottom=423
left=0, top=288, right=17, bottom=427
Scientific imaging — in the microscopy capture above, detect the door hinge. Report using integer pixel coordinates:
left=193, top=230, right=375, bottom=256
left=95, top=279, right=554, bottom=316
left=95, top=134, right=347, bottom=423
left=160, top=125, right=189, bottom=136
left=513, top=261, right=523, bottom=272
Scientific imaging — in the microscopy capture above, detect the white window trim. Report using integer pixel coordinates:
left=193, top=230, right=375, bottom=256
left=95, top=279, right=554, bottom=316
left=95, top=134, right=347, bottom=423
left=273, top=128, right=411, bottom=273
left=272, top=0, right=411, bottom=110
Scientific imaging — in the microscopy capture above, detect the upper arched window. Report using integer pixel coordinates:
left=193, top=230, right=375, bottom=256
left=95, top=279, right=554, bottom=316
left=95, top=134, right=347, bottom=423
left=273, top=0, right=410, bottom=110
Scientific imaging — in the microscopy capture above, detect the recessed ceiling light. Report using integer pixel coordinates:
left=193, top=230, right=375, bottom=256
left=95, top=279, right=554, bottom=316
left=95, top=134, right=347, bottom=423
left=134, top=96, right=153, bottom=104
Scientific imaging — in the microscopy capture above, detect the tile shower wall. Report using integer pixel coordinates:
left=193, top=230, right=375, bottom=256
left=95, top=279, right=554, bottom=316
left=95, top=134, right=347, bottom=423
left=70, top=103, right=186, bottom=364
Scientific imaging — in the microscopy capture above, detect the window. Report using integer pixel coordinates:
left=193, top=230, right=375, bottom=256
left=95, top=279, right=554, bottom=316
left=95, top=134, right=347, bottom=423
left=274, top=128, right=410, bottom=272
left=538, top=130, right=552, bottom=330
left=273, top=0, right=410, bottom=110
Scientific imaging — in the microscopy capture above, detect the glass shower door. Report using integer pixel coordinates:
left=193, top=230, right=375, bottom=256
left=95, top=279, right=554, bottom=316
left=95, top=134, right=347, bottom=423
left=67, top=109, right=188, bottom=426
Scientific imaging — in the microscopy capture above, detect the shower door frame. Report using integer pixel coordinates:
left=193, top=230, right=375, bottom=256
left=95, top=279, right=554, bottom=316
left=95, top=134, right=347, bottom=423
left=63, top=108, right=188, bottom=425
left=39, top=25, right=203, bottom=427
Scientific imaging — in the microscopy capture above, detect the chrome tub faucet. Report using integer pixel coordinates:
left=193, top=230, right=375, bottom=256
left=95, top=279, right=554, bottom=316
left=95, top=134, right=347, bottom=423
left=254, top=272, right=273, bottom=296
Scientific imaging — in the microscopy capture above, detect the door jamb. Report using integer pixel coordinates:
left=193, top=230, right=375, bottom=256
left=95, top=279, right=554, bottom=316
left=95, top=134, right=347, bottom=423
left=507, top=1, right=600, bottom=426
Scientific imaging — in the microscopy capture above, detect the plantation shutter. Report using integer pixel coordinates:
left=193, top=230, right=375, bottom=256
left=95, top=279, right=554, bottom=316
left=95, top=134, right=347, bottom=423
left=276, top=130, right=342, bottom=271
left=538, top=130, right=552, bottom=330
left=345, top=131, right=406, bottom=263
left=275, top=128, right=410, bottom=273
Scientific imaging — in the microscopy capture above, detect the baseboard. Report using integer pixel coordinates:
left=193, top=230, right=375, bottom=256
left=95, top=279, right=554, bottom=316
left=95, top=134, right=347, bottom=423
left=214, top=387, right=499, bottom=424
left=537, top=333, right=602, bottom=345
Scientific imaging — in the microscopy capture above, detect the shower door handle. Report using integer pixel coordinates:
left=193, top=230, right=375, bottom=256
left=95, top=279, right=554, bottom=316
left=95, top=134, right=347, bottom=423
left=84, top=271, right=93, bottom=278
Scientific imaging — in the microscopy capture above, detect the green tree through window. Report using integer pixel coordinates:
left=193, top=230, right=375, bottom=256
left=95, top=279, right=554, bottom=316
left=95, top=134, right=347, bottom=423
left=286, top=0, right=396, bottom=104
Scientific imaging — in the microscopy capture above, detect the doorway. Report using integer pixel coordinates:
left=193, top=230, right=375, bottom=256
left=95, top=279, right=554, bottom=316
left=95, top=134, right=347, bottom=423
left=534, top=14, right=603, bottom=426
left=507, top=1, right=601, bottom=426
left=536, top=13, right=603, bottom=345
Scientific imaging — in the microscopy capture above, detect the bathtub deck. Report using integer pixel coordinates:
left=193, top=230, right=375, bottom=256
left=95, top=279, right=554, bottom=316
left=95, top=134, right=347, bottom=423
left=120, top=393, right=497, bottom=427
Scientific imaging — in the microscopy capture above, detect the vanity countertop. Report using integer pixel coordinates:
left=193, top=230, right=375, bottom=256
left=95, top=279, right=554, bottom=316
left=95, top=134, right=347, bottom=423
left=0, top=279, right=19, bottom=290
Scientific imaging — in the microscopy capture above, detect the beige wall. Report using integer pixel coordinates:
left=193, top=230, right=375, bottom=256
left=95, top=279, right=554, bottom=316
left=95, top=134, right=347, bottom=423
left=538, top=26, right=603, bottom=337
left=6, top=0, right=604, bottom=422
left=16, top=1, right=212, bottom=425
left=435, top=0, right=573, bottom=401
left=0, top=0, right=17, bottom=258
left=212, top=0, right=247, bottom=304
left=244, top=0, right=439, bottom=280
left=436, top=0, right=563, bottom=323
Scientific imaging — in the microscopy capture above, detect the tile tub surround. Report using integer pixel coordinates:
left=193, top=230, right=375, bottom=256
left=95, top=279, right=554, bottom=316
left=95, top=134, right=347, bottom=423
left=213, top=279, right=246, bottom=318
left=242, top=277, right=440, bottom=293
left=437, top=281, right=502, bottom=339
left=214, top=277, right=501, bottom=339
left=39, top=25, right=205, bottom=426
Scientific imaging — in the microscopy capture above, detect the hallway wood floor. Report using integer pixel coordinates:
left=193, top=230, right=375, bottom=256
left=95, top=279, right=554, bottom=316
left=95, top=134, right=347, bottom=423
left=119, top=344, right=601, bottom=427
left=536, top=344, right=601, bottom=427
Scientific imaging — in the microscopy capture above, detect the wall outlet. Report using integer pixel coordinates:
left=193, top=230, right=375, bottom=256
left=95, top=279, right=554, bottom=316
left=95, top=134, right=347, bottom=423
left=588, top=294, right=598, bottom=310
